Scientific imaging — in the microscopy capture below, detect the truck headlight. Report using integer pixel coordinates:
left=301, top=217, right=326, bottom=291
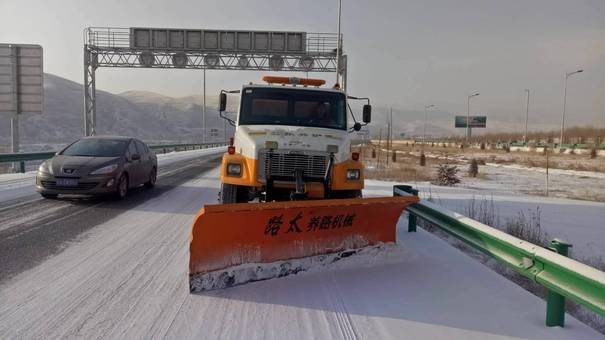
left=346, top=169, right=360, bottom=180
left=226, top=163, right=242, bottom=176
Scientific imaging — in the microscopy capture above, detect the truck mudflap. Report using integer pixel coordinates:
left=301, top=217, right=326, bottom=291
left=189, top=196, right=418, bottom=292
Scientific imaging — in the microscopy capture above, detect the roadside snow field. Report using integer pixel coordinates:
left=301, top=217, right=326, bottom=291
left=0, top=168, right=600, bottom=339
left=365, top=177, right=605, bottom=260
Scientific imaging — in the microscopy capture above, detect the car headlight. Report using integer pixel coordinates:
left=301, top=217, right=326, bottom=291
left=90, top=163, right=118, bottom=175
left=38, top=161, right=52, bottom=175
left=346, top=169, right=360, bottom=180
left=226, top=163, right=242, bottom=176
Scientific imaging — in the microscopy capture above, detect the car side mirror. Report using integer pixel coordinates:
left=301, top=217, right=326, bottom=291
left=362, top=105, right=372, bottom=123
left=131, top=154, right=141, bottom=161
left=353, top=122, right=362, bottom=131
left=219, top=92, right=227, bottom=112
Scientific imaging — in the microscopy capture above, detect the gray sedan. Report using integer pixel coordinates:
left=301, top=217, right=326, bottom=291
left=36, top=136, right=157, bottom=199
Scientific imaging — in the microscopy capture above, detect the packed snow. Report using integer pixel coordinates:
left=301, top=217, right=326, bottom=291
left=0, top=167, right=601, bottom=339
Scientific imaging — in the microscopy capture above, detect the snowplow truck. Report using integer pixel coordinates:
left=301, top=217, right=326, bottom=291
left=189, top=76, right=418, bottom=291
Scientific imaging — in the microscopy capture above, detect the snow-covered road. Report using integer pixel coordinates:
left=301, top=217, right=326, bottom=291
left=0, top=168, right=600, bottom=339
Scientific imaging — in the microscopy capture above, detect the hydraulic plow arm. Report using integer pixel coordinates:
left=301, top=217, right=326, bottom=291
left=189, top=196, right=418, bottom=291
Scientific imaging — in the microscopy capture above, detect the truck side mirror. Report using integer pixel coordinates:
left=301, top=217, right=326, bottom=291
left=219, top=93, right=227, bottom=112
left=363, top=105, right=371, bottom=123
left=353, top=122, right=362, bottom=131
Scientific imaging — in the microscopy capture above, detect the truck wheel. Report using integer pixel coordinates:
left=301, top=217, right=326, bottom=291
left=220, top=183, right=248, bottom=203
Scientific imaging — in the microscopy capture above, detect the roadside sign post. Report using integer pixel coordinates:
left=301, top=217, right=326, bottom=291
left=455, top=116, right=487, bottom=141
left=0, top=44, right=43, bottom=172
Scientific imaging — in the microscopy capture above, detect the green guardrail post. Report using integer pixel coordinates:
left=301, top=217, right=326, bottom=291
left=19, top=161, right=25, bottom=173
left=546, top=239, right=573, bottom=327
left=393, top=185, right=419, bottom=232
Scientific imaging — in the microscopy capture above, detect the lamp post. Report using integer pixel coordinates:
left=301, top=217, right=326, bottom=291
left=466, top=93, right=479, bottom=143
left=202, top=67, right=206, bottom=143
left=335, top=0, right=342, bottom=85
left=423, top=104, right=435, bottom=148
left=560, top=69, right=583, bottom=145
left=524, top=89, right=530, bottom=144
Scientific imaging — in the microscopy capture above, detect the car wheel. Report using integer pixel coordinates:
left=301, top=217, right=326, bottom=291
left=115, top=174, right=129, bottom=200
left=144, top=168, right=157, bottom=189
left=40, top=193, right=58, bottom=199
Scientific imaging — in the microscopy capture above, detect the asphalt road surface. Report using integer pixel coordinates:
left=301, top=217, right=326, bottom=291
left=0, top=154, right=222, bottom=283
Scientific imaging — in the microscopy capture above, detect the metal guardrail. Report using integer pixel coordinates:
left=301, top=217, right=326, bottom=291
left=394, top=185, right=605, bottom=328
left=0, top=142, right=226, bottom=173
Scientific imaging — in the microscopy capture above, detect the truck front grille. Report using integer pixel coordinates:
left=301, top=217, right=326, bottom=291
left=258, top=149, right=328, bottom=182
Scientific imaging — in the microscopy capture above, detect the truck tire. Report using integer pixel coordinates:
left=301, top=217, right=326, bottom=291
left=220, top=183, right=249, bottom=203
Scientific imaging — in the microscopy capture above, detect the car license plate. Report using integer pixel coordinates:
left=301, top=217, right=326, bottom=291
left=56, top=178, right=78, bottom=187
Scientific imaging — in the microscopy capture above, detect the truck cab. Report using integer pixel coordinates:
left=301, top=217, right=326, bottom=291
left=219, top=76, right=371, bottom=203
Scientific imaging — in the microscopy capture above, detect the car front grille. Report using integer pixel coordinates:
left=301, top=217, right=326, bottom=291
left=41, top=181, right=99, bottom=191
left=258, top=149, right=328, bottom=182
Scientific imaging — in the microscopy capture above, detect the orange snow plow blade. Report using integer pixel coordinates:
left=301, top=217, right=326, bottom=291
left=189, top=196, right=418, bottom=291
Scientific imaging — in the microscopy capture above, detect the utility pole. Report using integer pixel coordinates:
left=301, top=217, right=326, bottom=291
left=386, top=108, right=392, bottom=167
left=335, top=0, right=342, bottom=86
left=423, top=104, right=435, bottom=150
left=202, top=68, right=206, bottom=143
left=10, top=46, right=21, bottom=172
left=524, top=89, right=530, bottom=144
left=560, top=69, right=583, bottom=146
left=377, top=128, right=382, bottom=169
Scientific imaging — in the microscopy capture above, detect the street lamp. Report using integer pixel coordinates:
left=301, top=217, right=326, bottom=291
left=524, top=89, right=530, bottom=144
left=466, top=92, right=479, bottom=143
left=335, top=0, right=342, bottom=85
left=560, top=69, right=583, bottom=145
left=423, top=104, right=435, bottom=147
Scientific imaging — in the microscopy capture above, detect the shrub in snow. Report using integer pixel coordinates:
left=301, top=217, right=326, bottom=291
left=505, top=207, right=548, bottom=247
left=480, top=142, right=485, bottom=150
left=434, top=164, right=460, bottom=186
left=468, top=158, right=479, bottom=177
left=419, top=152, right=426, bottom=166
left=392, top=150, right=397, bottom=162
left=371, top=149, right=376, bottom=158
left=590, top=147, right=597, bottom=159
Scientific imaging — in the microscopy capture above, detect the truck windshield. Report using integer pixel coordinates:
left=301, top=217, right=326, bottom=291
left=239, top=88, right=347, bottom=130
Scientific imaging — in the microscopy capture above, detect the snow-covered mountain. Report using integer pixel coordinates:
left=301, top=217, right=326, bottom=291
left=0, top=74, right=231, bottom=148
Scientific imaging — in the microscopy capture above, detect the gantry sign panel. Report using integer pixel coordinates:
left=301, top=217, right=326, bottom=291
left=130, top=28, right=306, bottom=54
left=83, top=27, right=341, bottom=136
left=0, top=44, right=43, bottom=116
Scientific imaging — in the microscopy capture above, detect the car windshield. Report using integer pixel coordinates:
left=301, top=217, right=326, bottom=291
left=61, top=139, right=128, bottom=157
left=239, top=88, right=347, bottom=130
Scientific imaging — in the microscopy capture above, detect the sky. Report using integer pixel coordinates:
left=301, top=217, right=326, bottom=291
left=1, top=0, right=604, bottom=129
